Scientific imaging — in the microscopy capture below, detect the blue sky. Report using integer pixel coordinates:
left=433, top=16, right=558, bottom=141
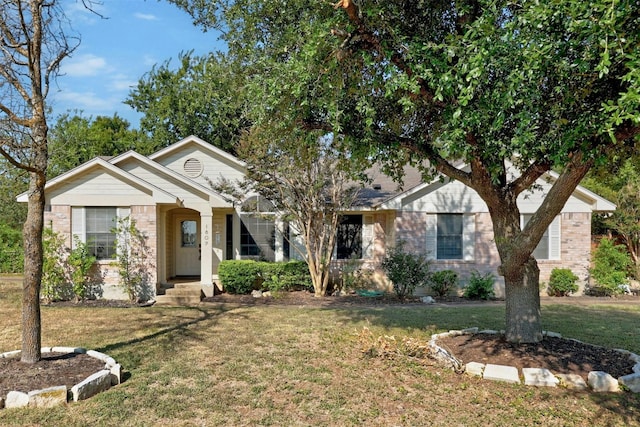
left=51, top=0, right=224, bottom=129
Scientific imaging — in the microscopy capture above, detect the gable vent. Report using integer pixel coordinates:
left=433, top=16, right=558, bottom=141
left=183, top=158, right=203, bottom=178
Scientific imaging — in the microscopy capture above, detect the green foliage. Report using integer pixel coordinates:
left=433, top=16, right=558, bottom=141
left=218, top=260, right=262, bottom=294
left=126, top=51, right=248, bottom=155
left=41, top=229, right=102, bottom=302
left=219, top=260, right=313, bottom=294
left=48, top=112, right=152, bottom=177
left=261, top=261, right=312, bottom=293
left=381, top=244, right=431, bottom=302
left=546, top=268, right=579, bottom=297
left=463, top=271, right=495, bottom=300
left=112, top=216, right=154, bottom=302
left=67, top=236, right=97, bottom=301
left=589, top=238, right=631, bottom=296
left=42, top=228, right=72, bottom=303
left=429, top=270, right=458, bottom=297
left=0, top=223, right=23, bottom=273
left=338, top=258, right=373, bottom=294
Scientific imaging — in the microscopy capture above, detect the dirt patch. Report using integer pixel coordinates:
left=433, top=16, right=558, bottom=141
left=0, top=352, right=105, bottom=400
left=437, top=333, right=636, bottom=380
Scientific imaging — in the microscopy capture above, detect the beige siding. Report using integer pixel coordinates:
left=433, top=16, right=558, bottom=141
left=48, top=169, right=155, bottom=206
left=155, top=144, right=246, bottom=188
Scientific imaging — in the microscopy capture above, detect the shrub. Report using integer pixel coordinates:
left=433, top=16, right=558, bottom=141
left=112, top=216, right=154, bottom=302
left=0, top=223, right=23, bottom=273
left=547, top=268, right=579, bottom=296
left=463, top=270, right=495, bottom=300
left=42, top=228, right=73, bottom=302
left=261, top=261, right=312, bottom=292
left=381, top=244, right=431, bottom=302
left=67, top=236, right=97, bottom=301
left=218, top=260, right=262, bottom=294
left=589, top=238, right=631, bottom=296
left=338, top=257, right=373, bottom=294
left=429, top=270, right=458, bottom=297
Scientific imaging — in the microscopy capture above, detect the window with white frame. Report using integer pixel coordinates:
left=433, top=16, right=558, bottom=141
left=426, top=213, right=475, bottom=261
left=239, top=196, right=276, bottom=261
left=72, top=207, right=128, bottom=260
left=521, top=214, right=560, bottom=260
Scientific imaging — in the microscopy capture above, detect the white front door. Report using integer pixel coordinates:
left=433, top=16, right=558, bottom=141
left=175, top=216, right=200, bottom=276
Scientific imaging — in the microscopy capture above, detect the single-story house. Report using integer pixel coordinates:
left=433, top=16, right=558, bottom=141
left=21, top=135, right=615, bottom=301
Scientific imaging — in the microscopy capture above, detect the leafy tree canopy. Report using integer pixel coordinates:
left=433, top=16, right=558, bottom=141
left=48, top=112, right=152, bottom=177
left=167, top=0, right=640, bottom=343
left=125, top=51, right=250, bottom=155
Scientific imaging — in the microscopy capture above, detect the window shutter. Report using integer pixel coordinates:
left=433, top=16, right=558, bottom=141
left=549, top=215, right=561, bottom=260
left=463, top=214, right=475, bottom=261
left=363, top=215, right=374, bottom=259
left=425, top=214, right=437, bottom=260
left=71, top=207, right=85, bottom=248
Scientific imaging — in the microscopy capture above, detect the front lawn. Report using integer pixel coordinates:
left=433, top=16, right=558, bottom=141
left=1, top=280, right=639, bottom=426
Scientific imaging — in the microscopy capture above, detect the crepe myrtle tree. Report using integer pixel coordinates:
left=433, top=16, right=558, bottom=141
left=167, top=0, right=640, bottom=343
left=211, top=128, right=361, bottom=297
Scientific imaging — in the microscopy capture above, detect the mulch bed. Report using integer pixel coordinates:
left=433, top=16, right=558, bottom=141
left=436, top=333, right=636, bottom=380
left=0, top=352, right=105, bottom=400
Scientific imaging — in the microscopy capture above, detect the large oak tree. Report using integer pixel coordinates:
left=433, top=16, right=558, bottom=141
left=168, top=0, right=640, bottom=343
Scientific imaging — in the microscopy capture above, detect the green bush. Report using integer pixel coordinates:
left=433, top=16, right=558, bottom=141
left=219, top=260, right=312, bottom=294
left=547, top=268, right=579, bottom=296
left=42, top=228, right=74, bottom=302
left=0, top=223, right=23, bottom=273
left=589, top=238, right=631, bottom=296
left=429, top=270, right=458, bottom=297
left=463, top=270, right=495, bottom=300
left=219, top=260, right=262, bottom=294
left=261, top=261, right=312, bottom=292
left=381, top=244, right=431, bottom=302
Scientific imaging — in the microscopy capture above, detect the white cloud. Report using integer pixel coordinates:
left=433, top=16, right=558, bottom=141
left=134, top=12, right=158, bottom=21
left=61, top=54, right=108, bottom=77
left=110, top=74, right=139, bottom=92
left=54, top=90, right=116, bottom=111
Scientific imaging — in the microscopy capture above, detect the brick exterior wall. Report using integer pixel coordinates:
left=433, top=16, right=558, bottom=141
left=45, top=204, right=157, bottom=301
left=381, top=211, right=592, bottom=297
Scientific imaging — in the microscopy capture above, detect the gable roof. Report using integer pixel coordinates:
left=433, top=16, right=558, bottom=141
left=149, top=135, right=246, bottom=168
left=109, top=150, right=233, bottom=207
left=16, top=158, right=181, bottom=205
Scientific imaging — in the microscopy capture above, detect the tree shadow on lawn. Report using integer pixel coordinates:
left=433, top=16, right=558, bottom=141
left=94, top=304, right=248, bottom=369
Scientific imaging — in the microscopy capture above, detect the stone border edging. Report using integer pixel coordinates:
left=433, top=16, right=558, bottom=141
left=0, top=347, right=123, bottom=409
left=430, top=328, right=640, bottom=393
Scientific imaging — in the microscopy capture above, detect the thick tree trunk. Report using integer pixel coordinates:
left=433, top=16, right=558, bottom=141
left=21, top=170, right=45, bottom=363
left=503, top=257, right=542, bottom=343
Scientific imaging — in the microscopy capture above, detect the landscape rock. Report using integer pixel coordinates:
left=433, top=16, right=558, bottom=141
left=110, top=363, right=122, bottom=385
left=5, top=391, right=29, bottom=408
left=71, top=370, right=112, bottom=401
left=28, top=385, right=67, bottom=408
left=251, top=290, right=263, bottom=298
left=483, top=364, right=520, bottom=384
left=556, top=374, right=588, bottom=390
left=465, top=362, right=485, bottom=377
left=421, top=296, right=435, bottom=304
left=523, top=368, right=559, bottom=387
left=588, top=371, right=619, bottom=392
left=618, top=373, right=640, bottom=393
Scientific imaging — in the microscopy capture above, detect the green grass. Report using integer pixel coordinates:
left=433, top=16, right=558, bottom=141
left=1, top=280, right=639, bottom=426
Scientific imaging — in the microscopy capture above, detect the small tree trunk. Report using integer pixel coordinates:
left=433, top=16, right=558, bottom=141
left=504, top=258, right=542, bottom=343
left=21, top=170, right=45, bottom=363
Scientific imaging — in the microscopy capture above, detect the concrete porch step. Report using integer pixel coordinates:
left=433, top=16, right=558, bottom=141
left=155, top=283, right=202, bottom=306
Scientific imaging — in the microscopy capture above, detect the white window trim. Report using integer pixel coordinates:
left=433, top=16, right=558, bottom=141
left=521, top=214, right=561, bottom=261
left=426, top=213, right=475, bottom=261
left=72, top=206, right=130, bottom=260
